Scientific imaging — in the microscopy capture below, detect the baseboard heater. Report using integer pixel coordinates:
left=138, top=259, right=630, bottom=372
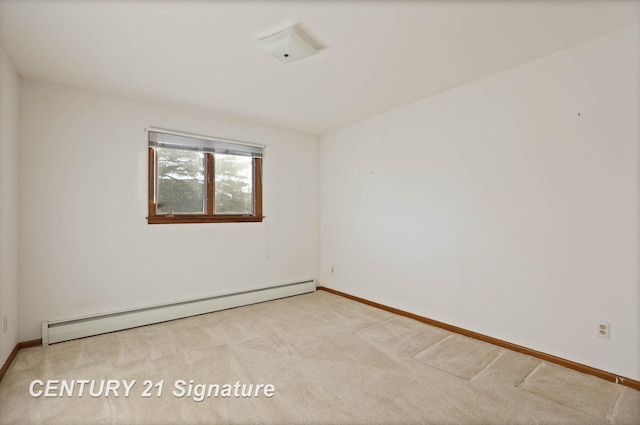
left=42, top=279, right=316, bottom=345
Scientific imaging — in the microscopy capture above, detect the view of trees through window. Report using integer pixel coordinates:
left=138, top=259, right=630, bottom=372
left=215, top=154, right=253, bottom=214
left=156, top=148, right=252, bottom=215
left=157, top=148, right=205, bottom=214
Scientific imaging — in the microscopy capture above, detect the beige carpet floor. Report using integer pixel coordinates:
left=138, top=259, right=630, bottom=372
left=0, top=290, right=638, bottom=424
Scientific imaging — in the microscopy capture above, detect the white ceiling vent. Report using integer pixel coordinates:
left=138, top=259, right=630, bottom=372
left=256, top=26, right=320, bottom=64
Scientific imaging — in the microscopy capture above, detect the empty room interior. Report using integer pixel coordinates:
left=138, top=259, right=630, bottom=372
left=0, top=1, right=639, bottom=424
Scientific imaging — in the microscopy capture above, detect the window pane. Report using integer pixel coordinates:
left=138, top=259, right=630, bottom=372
left=215, top=154, right=253, bottom=214
left=156, top=148, right=205, bottom=214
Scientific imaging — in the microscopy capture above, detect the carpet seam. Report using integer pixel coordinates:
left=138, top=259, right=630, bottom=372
left=354, top=316, right=396, bottom=335
left=605, top=387, right=625, bottom=424
left=515, top=361, right=543, bottom=388
left=469, top=350, right=505, bottom=381
left=405, top=333, right=450, bottom=358
left=410, top=334, right=453, bottom=360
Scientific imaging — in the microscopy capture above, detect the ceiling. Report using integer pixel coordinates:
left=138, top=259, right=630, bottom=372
left=1, top=1, right=638, bottom=134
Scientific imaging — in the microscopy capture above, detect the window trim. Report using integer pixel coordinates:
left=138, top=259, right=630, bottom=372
left=147, top=147, right=263, bottom=224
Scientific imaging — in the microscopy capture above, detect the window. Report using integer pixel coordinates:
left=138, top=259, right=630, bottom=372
left=147, top=129, right=263, bottom=224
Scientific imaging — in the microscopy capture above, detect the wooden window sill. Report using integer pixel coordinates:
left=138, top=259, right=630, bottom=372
left=147, top=215, right=264, bottom=224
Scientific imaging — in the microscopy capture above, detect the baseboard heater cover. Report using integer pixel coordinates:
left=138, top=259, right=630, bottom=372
left=42, top=279, right=316, bottom=345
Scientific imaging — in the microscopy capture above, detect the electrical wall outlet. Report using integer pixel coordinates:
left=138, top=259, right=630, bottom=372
left=597, top=321, right=610, bottom=339
left=3, top=316, right=7, bottom=334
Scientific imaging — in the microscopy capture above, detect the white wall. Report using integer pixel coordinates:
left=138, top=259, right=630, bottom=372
left=0, top=43, right=19, bottom=363
left=18, top=79, right=319, bottom=341
left=320, top=26, right=640, bottom=380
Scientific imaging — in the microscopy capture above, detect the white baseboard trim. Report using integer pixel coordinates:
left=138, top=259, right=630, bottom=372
left=42, top=279, right=316, bottom=345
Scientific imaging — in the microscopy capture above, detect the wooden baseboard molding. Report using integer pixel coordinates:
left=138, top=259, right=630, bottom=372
left=0, top=339, right=42, bottom=382
left=317, top=286, right=640, bottom=391
left=19, top=339, right=43, bottom=349
left=0, top=344, right=20, bottom=382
